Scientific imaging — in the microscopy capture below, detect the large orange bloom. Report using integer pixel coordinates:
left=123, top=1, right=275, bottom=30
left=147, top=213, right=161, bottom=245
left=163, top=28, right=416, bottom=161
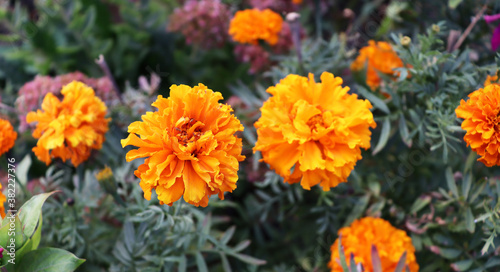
left=0, top=118, right=17, bottom=156
left=455, top=84, right=500, bottom=166
left=121, top=84, right=245, bottom=207
left=228, top=9, right=283, bottom=45
left=351, top=40, right=407, bottom=90
left=254, top=72, right=376, bottom=190
left=26, top=81, right=110, bottom=167
left=329, top=217, right=419, bottom=272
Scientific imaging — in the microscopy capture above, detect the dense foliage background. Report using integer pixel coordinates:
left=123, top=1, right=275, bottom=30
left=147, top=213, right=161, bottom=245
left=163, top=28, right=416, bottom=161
left=2, top=0, right=500, bottom=271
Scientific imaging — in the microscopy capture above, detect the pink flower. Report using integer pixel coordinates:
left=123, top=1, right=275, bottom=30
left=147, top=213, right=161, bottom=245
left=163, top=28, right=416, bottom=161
left=234, top=44, right=272, bottom=74
left=484, top=13, right=500, bottom=51
left=168, top=0, right=231, bottom=49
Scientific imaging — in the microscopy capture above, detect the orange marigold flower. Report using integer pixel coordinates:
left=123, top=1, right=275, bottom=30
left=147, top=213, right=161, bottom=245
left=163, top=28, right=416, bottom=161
left=351, top=40, right=407, bottom=90
left=121, top=84, right=245, bottom=207
left=0, top=118, right=17, bottom=156
left=26, top=81, right=110, bottom=167
left=229, top=9, right=283, bottom=45
left=455, top=84, right=500, bottom=166
left=484, top=73, right=500, bottom=87
left=254, top=72, right=376, bottom=190
left=329, top=217, right=419, bottom=272
left=292, top=0, right=303, bottom=4
left=0, top=189, right=5, bottom=218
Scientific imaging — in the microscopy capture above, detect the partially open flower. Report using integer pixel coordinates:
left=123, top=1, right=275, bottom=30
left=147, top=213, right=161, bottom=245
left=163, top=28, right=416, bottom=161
left=351, top=40, right=408, bottom=90
left=122, top=84, right=245, bottom=207
left=329, top=217, right=419, bottom=272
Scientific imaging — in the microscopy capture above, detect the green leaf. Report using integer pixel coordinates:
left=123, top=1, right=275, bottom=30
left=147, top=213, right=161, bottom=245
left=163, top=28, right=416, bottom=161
left=221, top=226, right=236, bottom=245
left=18, top=191, right=57, bottom=238
left=445, top=167, right=459, bottom=199
left=448, top=0, right=463, bottom=9
left=220, top=253, right=232, bottom=272
left=438, top=247, right=462, bottom=259
left=0, top=214, right=26, bottom=250
left=465, top=207, right=475, bottom=233
left=344, top=195, right=370, bottom=227
left=195, top=252, right=208, bottom=272
left=229, top=253, right=266, bottom=266
left=15, top=247, right=85, bottom=272
left=16, top=154, right=31, bottom=186
left=338, top=237, right=349, bottom=272
left=356, top=85, right=390, bottom=114
left=372, top=118, right=391, bottom=155
left=0, top=215, right=27, bottom=266
left=452, top=259, right=473, bottom=271
left=409, top=196, right=431, bottom=214
left=461, top=173, right=472, bottom=201
left=464, top=151, right=476, bottom=174
left=398, top=116, right=412, bottom=147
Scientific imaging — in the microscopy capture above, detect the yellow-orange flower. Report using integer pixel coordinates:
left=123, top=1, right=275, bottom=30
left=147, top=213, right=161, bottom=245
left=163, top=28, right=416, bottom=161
left=292, top=0, right=303, bottom=4
left=254, top=72, right=376, bottom=190
left=455, top=84, right=500, bottom=166
left=0, top=185, right=5, bottom=218
left=484, top=73, right=500, bottom=87
left=26, top=81, right=110, bottom=167
left=0, top=118, right=17, bottom=156
left=351, top=40, right=407, bottom=90
left=329, top=217, right=419, bottom=272
left=121, top=84, right=245, bottom=207
left=229, top=9, right=283, bottom=45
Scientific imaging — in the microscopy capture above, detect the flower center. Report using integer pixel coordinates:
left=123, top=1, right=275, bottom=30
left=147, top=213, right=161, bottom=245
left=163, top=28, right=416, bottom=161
left=306, top=114, right=324, bottom=130
left=173, top=117, right=205, bottom=146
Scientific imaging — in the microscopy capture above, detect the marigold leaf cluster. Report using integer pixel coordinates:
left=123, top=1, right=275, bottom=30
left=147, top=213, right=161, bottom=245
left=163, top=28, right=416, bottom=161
left=351, top=40, right=407, bottom=90
left=254, top=72, right=376, bottom=191
left=26, top=81, right=110, bottom=167
left=455, top=84, right=500, bottom=166
left=121, top=84, right=245, bottom=207
left=329, top=217, right=419, bottom=272
left=0, top=118, right=17, bottom=156
left=228, top=9, right=283, bottom=46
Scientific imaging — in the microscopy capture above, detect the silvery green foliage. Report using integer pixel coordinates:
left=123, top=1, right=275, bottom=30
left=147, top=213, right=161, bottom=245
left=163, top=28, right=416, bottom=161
left=370, top=22, right=492, bottom=162
left=266, top=34, right=351, bottom=82
left=109, top=200, right=265, bottom=272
